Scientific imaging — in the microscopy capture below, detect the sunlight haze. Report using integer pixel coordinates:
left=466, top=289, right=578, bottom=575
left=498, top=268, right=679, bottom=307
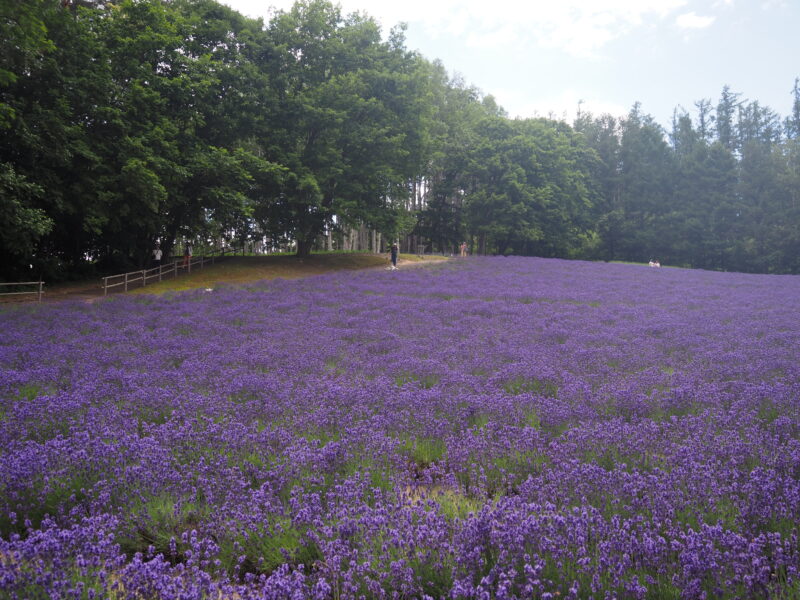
left=222, top=0, right=800, bottom=127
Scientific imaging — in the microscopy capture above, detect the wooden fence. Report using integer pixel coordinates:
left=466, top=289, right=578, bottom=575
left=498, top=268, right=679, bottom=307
left=101, top=253, right=224, bottom=296
left=0, top=280, right=45, bottom=302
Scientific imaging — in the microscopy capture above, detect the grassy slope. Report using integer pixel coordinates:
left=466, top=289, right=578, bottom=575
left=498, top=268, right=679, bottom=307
left=1, top=253, right=447, bottom=302
left=129, top=253, right=377, bottom=294
left=132, top=252, right=446, bottom=294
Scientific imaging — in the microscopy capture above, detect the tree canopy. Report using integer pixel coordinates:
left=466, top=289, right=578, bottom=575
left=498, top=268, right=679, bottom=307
left=2, top=0, right=799, bottom=279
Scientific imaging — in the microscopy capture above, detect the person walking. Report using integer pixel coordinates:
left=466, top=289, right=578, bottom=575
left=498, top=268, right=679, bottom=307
left=152, top=244, right=162, bottom=267
left=390, top=242, right=399, bottom=270
left=460, top=241, right=467, bottom=257
left=183, top=242, right=192, bottom=267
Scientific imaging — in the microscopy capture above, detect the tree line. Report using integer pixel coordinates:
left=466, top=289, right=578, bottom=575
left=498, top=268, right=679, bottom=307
left=2, top=0, right=799, bottom=280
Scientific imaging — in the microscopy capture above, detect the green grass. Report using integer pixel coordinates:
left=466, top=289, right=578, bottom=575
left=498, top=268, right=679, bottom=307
left=218, top=516, right=321, bottom=577
left=394, top=372, right=440, bottom=389
left=16, top=383, right=44, bottom=401
left=118, top=493, right=212, bottom=560
left=25, top=252, right=449, bottom=301
left=502, top=376, right=558, bottom=397
left=0, top=469, right=100, bottom=538
left=401, top=436, right=447, bottom=468
left=132, top=253, right=393, bottom=294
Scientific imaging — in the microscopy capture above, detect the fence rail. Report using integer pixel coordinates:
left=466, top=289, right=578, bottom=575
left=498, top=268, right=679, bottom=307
left=0, top=280, right=44, bottom=302
left=101, top=252, right=225, bottom=296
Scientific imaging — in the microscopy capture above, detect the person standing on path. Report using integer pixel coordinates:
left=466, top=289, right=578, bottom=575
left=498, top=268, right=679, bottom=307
left=460, top=241, right=467, bottom=257
left=183, top=242, right=192, bottom=267
left=152, top=244, right=162, bottom=267
left=390, top=242, right=398, bottom=270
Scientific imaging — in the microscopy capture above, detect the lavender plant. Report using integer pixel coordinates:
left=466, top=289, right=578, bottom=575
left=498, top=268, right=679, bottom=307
left=1, top=257, right=799, bottom=599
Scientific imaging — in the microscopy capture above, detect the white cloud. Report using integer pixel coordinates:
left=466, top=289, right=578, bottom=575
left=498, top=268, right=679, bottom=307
left=408, top=0, right=691, bottom=58
left=675, top=11, right=716, bottom=28
left=226, top=0, right=690, bottom=58
left=493, top=87, right=629, bottom=121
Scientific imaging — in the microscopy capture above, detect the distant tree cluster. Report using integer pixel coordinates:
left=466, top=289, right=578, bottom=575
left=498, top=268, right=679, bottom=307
left=2, top=0, right=799, bottom=280
left=569, top=89, right=800, bottom=273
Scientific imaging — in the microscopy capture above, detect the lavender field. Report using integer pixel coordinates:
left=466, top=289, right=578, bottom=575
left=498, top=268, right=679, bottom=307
left=2, top=257, right=799, bottom=599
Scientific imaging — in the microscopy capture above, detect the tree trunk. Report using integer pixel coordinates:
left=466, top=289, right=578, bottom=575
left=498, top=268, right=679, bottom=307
left=296, top=239, right=313, bottom=257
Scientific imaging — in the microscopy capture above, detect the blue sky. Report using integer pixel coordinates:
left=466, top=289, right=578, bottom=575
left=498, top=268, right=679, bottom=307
left=223, top=0, right=800, bottom=129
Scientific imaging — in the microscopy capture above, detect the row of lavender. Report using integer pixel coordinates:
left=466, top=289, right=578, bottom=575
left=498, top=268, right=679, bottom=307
left=1, top=257, right=799, bottom=599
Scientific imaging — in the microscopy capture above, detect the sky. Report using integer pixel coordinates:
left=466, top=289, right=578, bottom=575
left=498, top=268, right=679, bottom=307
left=221, top=0, right=800, bottom=129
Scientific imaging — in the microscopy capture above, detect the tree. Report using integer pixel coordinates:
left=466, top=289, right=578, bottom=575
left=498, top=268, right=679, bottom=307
left=257, top=0, right=430, bottom=256
left=784, top=77, right=800, bottom=139
left=669, top=138, right=739, bottom=270
left=0, top=163, right=53, bottom=279
left=737, top=100, right=782, bottom=149
left=616, top=104, right=675, bottom=262
left=716, top=85, right=740, bottom=152
left=0, top=0, right=56, bottom=128
left=0, top=0, right=114, bottom=278
left=574, top=112, right=622, bottom=260
left=416, top=65, right=486, bottom=253
left=694, top=98, right=714, bottom=144
left=94, top=0, right=273, bottom=265
left=461, top=116, right=594, bottom=257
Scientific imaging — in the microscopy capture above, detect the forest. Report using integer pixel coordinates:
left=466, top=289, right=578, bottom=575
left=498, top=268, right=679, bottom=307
left=2, top=0, right=800, bottom=280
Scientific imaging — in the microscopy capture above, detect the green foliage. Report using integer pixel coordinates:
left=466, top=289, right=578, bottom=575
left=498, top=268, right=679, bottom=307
left=434, top=489, right=482, bottom=521
left=502, top=376, right=558, bottom=397
left=118, top=493, right=211, bottom=560
left=15, top=383, right=44, bottom=401
left=218, top=517, right=321, bottom=577
left=462, top=116, right=595, bottom=256
left=2, top=0, right=800, bottom=277
left=0, top=0, right=56, bottom=125
left=400, top=436, right=447, bottom=468
left=256, top=0, right=433, bottom=255
left=394, top=371, right=440, bottom=389
left=1, top=470, right=95, bottom=538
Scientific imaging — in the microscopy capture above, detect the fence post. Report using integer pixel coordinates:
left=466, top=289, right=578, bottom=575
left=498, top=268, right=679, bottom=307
left=142, top=270, right=146, bottom=287
left=103, top=277, right=108, bottom=296
left=159, top=264, right=163, bottom=282
left=38, top=280, right=43, bottom=302
left=124, top=272, right=129, bottom=292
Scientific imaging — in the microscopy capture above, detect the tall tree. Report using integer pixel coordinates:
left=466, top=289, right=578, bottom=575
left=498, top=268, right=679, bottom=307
left=0, top=0, right=114, bottom=278
left=573, top=112, right=622, bottom=260
left=694, top=98, right=714, bottom=144
left=417, top=66, right=487, bottom=253
left=737, top=100, right=782, bottom=148
left=461, top=116, right=594, bottom=257
left=716, top=85, right=740, bottom=152
left=257, top=0, right=430, bottom=256
left=94, top=0, right=273, bottom=265
left=616, top=103, right=675, bottom=262
left=0, top=0, right=55, bottom=128
left=784, top=78, right=800, bottom=139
